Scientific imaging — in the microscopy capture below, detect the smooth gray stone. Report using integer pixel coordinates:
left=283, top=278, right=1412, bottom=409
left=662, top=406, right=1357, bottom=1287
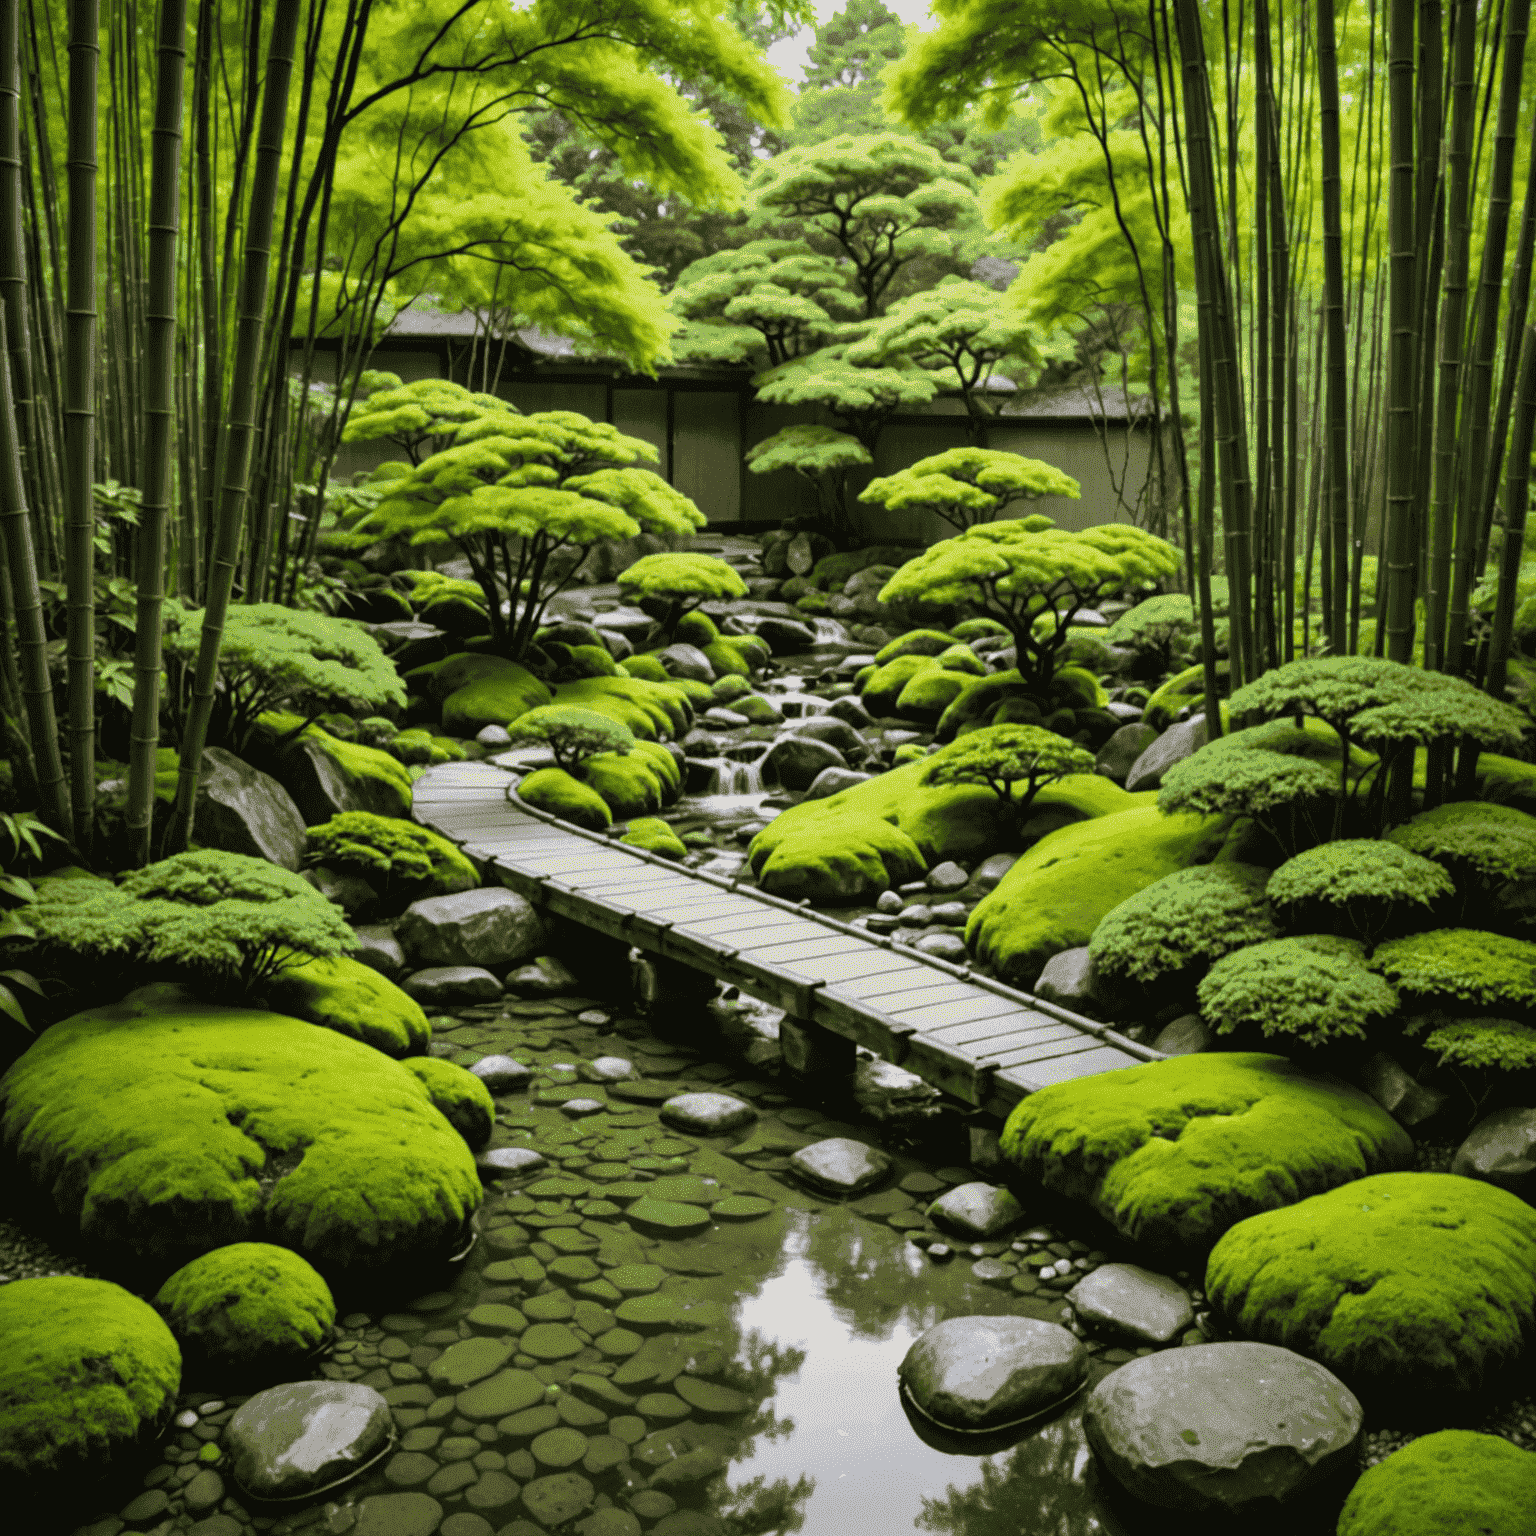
left=396, top=887, right=546, bottom=970
left=826, top=694, right=875, bottom=729
left=1096, top=723, right=1160, bottom=784
left=702, top=707, right=749, bottom=729
left=1453, top=1105, right=1536, bottom=1199
left=580, top=1056, right=638, bottom=1083
left=477, top=1146, right=545, bottom=1176
left=782, top=716, right=869, bottom=763
left=226, top=1381, right=393, bottom=1501
left=476, top=724, right=512, bottom=747
left=504, top=954, right=578, bottom=998
left=753, top=617, right=819, bottom=654
left=1125, top=717, right=1209, bottom=793
left=926, top=1182, right=1026, bottom=1240
left=303, top=864, right=378, bottom=916
left=1354, top=1050, right=1449, bottom=1128
left=801, top=766, right=872, bottom=801
left=401, top=966, right=501, bottom=1005
left=760, top=735, right=847, bottom=791
left=1106, top=700, right=1146, bottom=722
left=899, top=1315, right=1086, bottom=1431
left=1083, top=1342, right=1364, bottom=1513
left=351, top=923, right=407, bottom=981
left=660, top=1092, right=758, bottom=1134
left=273, top=734, right=412, bottom=826
left=913, top=932, right=967, bottom=962
left=925, top=861, right=969, bottom=893
left=193, top=747, right=307, bottom=871
left=656, top=643, right=715, bottom=683
left=852, top=1057, right=942, bottom=1128
left=1067, top=1263, right=1194, bottom=1345
left=1152, top=1014, right=1215, bottom=1056
left=789, top=1136, right=891, bottom=1196
left=470, top=1055, right=532, bottom=1092
left=971, top=852, right=1019, bottom=891
left=1033, top=946, right=1116, bottom=1020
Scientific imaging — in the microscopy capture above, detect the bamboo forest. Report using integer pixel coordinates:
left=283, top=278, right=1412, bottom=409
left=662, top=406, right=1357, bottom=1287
left=3, top=1, right=1536, bottom=1533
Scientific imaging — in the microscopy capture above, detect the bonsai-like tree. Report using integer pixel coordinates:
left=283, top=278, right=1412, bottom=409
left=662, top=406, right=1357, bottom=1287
left=355, top=402, right=705, bottom=662
left=860, top=447, right=1080, bottom=534
left=505, top=705, right=636, bottom=773
left=616, top=553, right=749, bottom=644
left=843, top=277, right=1039, bottom=442
left=1418, top=1018, right=1536, bottom=1121
left=341, top=375, right=509, bottom=464
left=1369, top=928, right=1536, bottom=1019
left=13, top=851, right=357, bottom=1000
left=1266, top=840, right=1453, bottom=949
left=878, top=515, right=1179, bottom=704
left=1224, top=656, right=1527, bottom=837
left=161, top=602, right=406, bottom=755
left=919, top=723, right=1095, bottom=831
left=752, top=344, right=939, bottom=458
left=745, top=425, right=872, bottom=544
left=1105, top=592, right=1198, bottom=675
left=1386, top=802, right=1536, bottom=931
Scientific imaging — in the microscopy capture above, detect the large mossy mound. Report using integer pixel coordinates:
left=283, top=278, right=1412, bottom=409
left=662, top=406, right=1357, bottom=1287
left=154, top=1242, right=336, bottom=1373
left=999, top=1053, right=1414, bottom=1259
left=516, top=767, right=613, bottom=831
left=263, top=952, right=431, bottom=1057
left=966, top=805, right=1254, bottom=986
left=1206, top=1172, right=1536, bottom=1412
left=401, top=1057, right=494, bottom=1150
left=550, top=676, right=693, bottom=740
left=0, top=997, right=481, bottom=1279
left=1335, top=1429, right=1536, bottom=1535
left=438, top=657, right=553, bottom=738
left=0, top=1276, right=181, bottom=1483
left=749, top=811, right=926, bottom=903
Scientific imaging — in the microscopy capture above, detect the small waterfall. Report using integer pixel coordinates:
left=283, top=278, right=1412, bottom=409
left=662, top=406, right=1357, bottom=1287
left=780, top=695, right=831, bottom=718
left=810, top=616, right=851, bottom=645
left=705, top=756, right=765, bottom=795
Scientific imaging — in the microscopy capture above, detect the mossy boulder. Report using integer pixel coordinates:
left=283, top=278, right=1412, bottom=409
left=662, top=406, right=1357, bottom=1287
left=263, top=952, right=431, bottom=1057
left=259, top=718, right=415, bottom=823
left=551, top=676, right=692, bottom=740
left=631, top=738, right=682, bottom=802
left=154, top=1242, right=335, bottom=1373
left=861, top=653, right=940, bottom=715
left=441, top=658, right=553, bottom=737
left=1050, top=665, right=1108, bottom=710
left=1206, top=1173, right=1536, bottom=1411
left=935, top=643, right=986, bottom=675
left=579, top=751, right=668, bottom=819
left=0, top=1276, right=181, bottom=1483
left=875, top=629, right=955, bottom=663
left=748, top=812, right=926, bottom=903
left=620, top=817, right=688, bottom=859
left=732, top=693, right=782, bottom=726
left=305, top=810, right=479, bottom=909
left=895, top=667, right=973, bottom=723
left=401, top=1056, right=494, bottom=1150
left=1144, top=662, right=1227, bottom=732
left=515, top=767, right=613, bottom=831
left=1335, top=1429, right=1536, bottom=1536
left=620, top=653, right=671, bottom=684
left=934, top=670, right=1037, bottom=741
left=0, top=996, right=481, bottom=1278
left=1000, top=1053, right=1414, bottom=1260
left=701, top=640, right=752, bottom=679
left=675, top=611, right=720, bottom=648
left=965, top=804, right=1253, bottom=986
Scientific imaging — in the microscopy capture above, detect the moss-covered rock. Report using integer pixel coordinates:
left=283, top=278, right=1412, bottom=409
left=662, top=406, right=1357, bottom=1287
left=515, top=767, right=613, bottom=831
left=1206, top=1173, right=1536, bottom=1410
left=861, top=653, right=940, bottom=716
left=441, top=658, right=553, bottom=737
left=701, top=640, right=751, bottom=679
left=716, top=632, right=771, bottom=672
left=0, top=996, right=482, bottom=1277
left=1335, top=1429, right=1536, bottom=1536
left=999, top=1053, right=1414, bottom=1259
left=1144, top=661, right=1228, bottom=732
left=950, top=617, right=1011, bottom=642
left=154, top=1242, right=336, bottom=1373
left=305, top=811, right=479, bottom=909
left=631, top=738, right=682, bottom=803
left=579, top=751, right=668, bottom=819
left=1050, top=665, right=1108, bottom=710
left=400, top=1056, right=494, bottom=1150
left=551, top=676, right=692, bottom=740
left=894, top=667, right=973, bottom=722
left=0, top=1276, right=181, bottom=1482
left=391, top=728, right=436, bottom=766
left=620, top=653, right=672, bottom=684
left=263, top=952, right=431, bottom=1057
left=966, top=804, right=1252, bottom=986
left=258, top=718, right=416, bottom=823
left=675, top=610, right=720, bottom=648
left=875, top=629, right=955, bottom=663
left=749, top=812, right=927, bottom=903
left=619, top=817, right=688, bottom=859
left=731, top=693, right=782, bottom=726
left=933, top=670, right=1037, bottom=741
left=935, top=643, right=986, bottom=675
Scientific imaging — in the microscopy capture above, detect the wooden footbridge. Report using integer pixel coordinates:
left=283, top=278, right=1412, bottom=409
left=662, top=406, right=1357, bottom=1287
left=413, top=763, right=1159, bottom=1119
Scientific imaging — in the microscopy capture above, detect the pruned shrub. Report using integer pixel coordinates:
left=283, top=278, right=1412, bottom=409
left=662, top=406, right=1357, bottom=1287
left=1369, top=929, right=1536, bottom=1020
left=1386, top=801, right=1536, bottom=930
left=505, top=705, right=635, bottom=773
left=1266, top=840, right=1453, bottom=947
left=918, top=724, right=1095, bottom=833
left=1105, top=592, right=1196, bottom=674
left=306, top=813, right=478, bottom=909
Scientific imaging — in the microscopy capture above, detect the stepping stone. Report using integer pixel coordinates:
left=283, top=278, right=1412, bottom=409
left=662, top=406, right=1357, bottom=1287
left=498, top=1405, right=560, bottom=1438
left=637, top=1175, right=720, bottom=1206
left=543, top=1228, right=602, bottom=1255
left=605, top=1264, right=666, bottom=1295
left=403, top=967, right=501, bottom=1005
left=789, top=1137, right=891, bottom=1196
left=1067, top=1264, right=1193, bottom=1346
left=648, top=1446, right=727, bottom=1488
left=465, top=1303, right=529, bottom=1337
left=226, top=1381, right=394, bottom=1501
left=470, top=1054, right=532, bottom=1092
left=520, top=1472, right=594, bottom=1528
left=351, top=1493, right=444, bottom=1536
left=454, top=1368, right=545, bottom=1420
left=566, top=1373, right=637, bottom=1410
left=660, top=1093, right=758, bottom=1134
left=477, top=1147, right=544, bottom=1176
left=581, top=1435, right=632, bottom=1476
left=900, top=1172, right=946, bottom=1196
left=899, top=1315, right=1087, bottom=1432
left=710, top=1195, right=773, bottom=1220
left=926, top=861, right=970, bottom=893
left=428, top=1337, right=516, bottom=1388
left=527, top=1175, right=592, bottom=1199
left=523, top=1294, right=575, bottom=1322
left=531, top=1427, right=589, bottom=1468
left=1084, top=1342, right=1364, bottom=1513
left=625, top=1198, right=712, bottom=1236
left=560, top=1099, right=608, bottom=1118
left=614, top=1294, right=721, bottom=1334
left=549, top=1256, right=602, bottom=1282
left=580, top=1057, right=639, bottom=1083
left=384, top=1451, right=437, bottom=1486
left=673, top=1376, right=752, bottom=1417
left=926, top=1182, right=1026, bottom=1240
left=594, top=1327, right=645, bottom=1358
left=521, top=1323, right=585, bottom=1360
left=609, top=1080, right=677, bottom=1105
left=557, top=1394, right=608, bottom=1429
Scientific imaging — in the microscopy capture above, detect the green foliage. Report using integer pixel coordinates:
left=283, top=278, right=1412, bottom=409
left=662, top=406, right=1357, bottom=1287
left=1088, top=864, right=1276, bottom=993
left=1267, top=840, right=1453, bottom=946
left=918, top=724, right=1094, bottom=822
left=878, top=516, right=1179, bottom=702
left=1370, top=929, right=1536, bottom=1019
left=515, top=766, right=614, bottom=831
left=1105, top=593, right=1197, bottom=672
left=1386, top=802, right=1536, bottom=928
left=744, top=424, right=872, bottom=534
left=306, top=813, right=478, bottom=905
left=13, top=852, right=357, bottom=999
left=1336, top=1428, right=1536, bottom=1536
left=0, top=810, right=66, bottom=873
left=1197, top=936, right=1400, bottom=1045
left=860, top=447, right=1080, bottom=534
left=161, top=602, right=405, bottom=755
left=617, top=553, right=749, bottom=641
left=343, top=378, right=509, bottom=464
left=1423, top=1018, right=1536, bottom=1071
left=402, top=1057, right=495, bottom=1151
left=506, top=705, right=635, bottom=773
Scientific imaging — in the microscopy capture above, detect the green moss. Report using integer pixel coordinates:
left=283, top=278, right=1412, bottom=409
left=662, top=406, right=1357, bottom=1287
left=748, top=811, right=926, bottom=903
left=631, top=739, right=681, bottom=802
left=1206, top=1173, right=1536, bottom=1407
left=874, top=629, right=955, bottom=663
left=731, top=693, right=782, bottom=726
left=263, top=952, right=431, bottom=1057
left=0, top=997, right=481, bottom=1275
left=1198, top=936, right=1400, bottom=1045
left=701, top=639, right=751, bottom=679
left=551, top=676, right=693, bottom=741
left=933, top=669, right=1037, bottom=741
left=999, top=1052, right=1414, bottom=1258
left=392, top=728, right=436, bottom=766
left=861, top=653, right=939, bottom=715
left=306, top=811, right=478, bottom=905
left=1267, top=840, right=1452, bottom=945
left=668, top=676, right=716, bottom=709
left=620, top=653, right=671, bottom=683
left=1370, top=929, right=1536, bottom=1018
left=894, top=667, right=972, bottom=721
left=949, top=617, right=1010, bottom=642
left=1105, top=593, right=1196, bottom=669
left=619, top=817, right=688, bottom=859
left=401, top=1057, right=494, bottom=1150
left=154, top=1243, right=335, bottom=1369
left=507, top=705, right=636, bottom=773
left=935, top=643, right=986, bottom=676
left=709, top=674, right=752, bottom=704
left=1336, top=1429, right=1536, bottom=1536
left=675, top=610, right=720, bottom=648
left=1088, top=863, right=1276, bottom=993
left=0, top=1277, right=181, bottom=1480
left=440, top=658, right=554, bottom=737
left=579, top=751, right=669, bottom=819
left=966, top=804, right=1249, bottom=986
left=1050, top=665, right=1107, bottom=709
left=1144, top=662, right=1225, bottom=732
left=256, top=713, right=415, bottom=818
left=516, top=767, right=613, bottom=831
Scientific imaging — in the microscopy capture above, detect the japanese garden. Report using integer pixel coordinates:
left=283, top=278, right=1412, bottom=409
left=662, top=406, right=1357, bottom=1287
left=5, top=1, right=1536, bottom=1534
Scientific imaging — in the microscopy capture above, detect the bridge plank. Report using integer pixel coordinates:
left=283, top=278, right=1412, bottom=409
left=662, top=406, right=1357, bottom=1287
left=745, top=932, right=876, bottom=966
left=887, top=994, right=1028, bottom=1032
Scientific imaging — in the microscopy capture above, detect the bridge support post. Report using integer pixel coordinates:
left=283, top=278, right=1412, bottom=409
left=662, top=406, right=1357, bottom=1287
left=630, top=952, right=718, bottom=1016
left=779, top=1015, right=855, bottom=1081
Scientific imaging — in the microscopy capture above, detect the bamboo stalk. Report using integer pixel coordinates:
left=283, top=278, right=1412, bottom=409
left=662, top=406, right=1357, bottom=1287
left=1484, top=322, right=1536, bottom=702
left=167, top=0, right=301, bottom=853
left=124, top=0, right=186, bottom=867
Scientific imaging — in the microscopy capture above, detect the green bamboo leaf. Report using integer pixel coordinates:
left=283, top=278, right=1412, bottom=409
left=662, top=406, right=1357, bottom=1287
left=0, top=982, right=32, bottom=1032
left=0, top=968, right=45, bottom=995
